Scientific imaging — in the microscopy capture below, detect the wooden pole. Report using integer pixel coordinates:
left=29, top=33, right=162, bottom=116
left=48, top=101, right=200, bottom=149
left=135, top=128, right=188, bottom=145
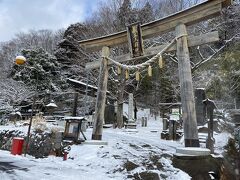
left=175, top=24, right=199, bottom=147
left=24, top=96, right=36, bottom=156
left=24, top=70, right=39, bottom=156
left=91, top=46, right=110, bottom=140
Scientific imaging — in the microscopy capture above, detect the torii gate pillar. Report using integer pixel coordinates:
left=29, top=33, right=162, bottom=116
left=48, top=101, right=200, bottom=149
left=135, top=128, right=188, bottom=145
left=92, top=46, right=110, bottom=140
left=176, top=24, right=199, bottom=147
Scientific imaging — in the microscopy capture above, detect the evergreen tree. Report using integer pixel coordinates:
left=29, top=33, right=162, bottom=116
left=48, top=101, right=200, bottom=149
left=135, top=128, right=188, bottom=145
left=11, top=48, right=63, bottom=93
left=139, top=2, right=154, bottom=23
left=117, top=0, right=139, bottom=28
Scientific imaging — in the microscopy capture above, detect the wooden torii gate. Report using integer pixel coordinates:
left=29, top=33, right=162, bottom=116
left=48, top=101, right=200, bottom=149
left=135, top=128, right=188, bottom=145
left=79, top=0, right=232, bottom=147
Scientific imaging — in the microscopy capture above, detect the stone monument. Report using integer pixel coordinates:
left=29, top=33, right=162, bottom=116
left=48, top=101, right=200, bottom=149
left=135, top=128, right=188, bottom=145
left=195, top=88, right=206, bottom=125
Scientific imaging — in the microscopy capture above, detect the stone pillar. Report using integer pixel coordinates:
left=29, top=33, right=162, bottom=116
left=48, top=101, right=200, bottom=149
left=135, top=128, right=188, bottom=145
left=163, top=118, right=168, bottom=130
left=141, top=117, right=148, bottom=127
left=141, top=117, right=145, bottom=127
left=145, top=117, right=147, bottom=127
left=169, top=120, right=174, bottom=140
left=195, top=88, right=206, bottom=125
left=169, top=120, right=177, bottom=140
left=128, top=93, right=134, bottom=122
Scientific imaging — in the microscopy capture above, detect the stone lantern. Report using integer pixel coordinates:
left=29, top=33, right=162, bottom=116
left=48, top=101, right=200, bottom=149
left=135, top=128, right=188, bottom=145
left=46, top=100, right=58, bottom=115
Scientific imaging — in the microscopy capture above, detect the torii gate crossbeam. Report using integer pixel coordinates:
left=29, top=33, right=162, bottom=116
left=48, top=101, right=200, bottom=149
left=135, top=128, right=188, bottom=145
left=79, top=0, right=231, bottom=52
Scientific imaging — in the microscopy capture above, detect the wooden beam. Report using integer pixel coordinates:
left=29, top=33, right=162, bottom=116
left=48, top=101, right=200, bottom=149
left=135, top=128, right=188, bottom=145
left=159, top=103, right=182, bottom=106
left=79, top=0, right=231, bottom=52
left=85, top=31, right=219, bottom=70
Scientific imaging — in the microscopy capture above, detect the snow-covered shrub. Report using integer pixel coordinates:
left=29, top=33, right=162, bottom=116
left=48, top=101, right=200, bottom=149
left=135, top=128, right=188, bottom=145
left=34, top=122, right=48, bottom=133
left=222, top=137, right=240, bottom=179
left=28, top=131, right=53, bottom=158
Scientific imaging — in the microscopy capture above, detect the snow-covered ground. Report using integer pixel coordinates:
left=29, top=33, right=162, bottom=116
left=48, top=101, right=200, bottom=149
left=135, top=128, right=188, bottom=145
left=0, top=106, right=231, bottom=180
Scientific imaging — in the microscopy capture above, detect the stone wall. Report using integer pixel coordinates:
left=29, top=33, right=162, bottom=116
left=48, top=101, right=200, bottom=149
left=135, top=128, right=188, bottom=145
left=0, top=129, right=65, bottom=158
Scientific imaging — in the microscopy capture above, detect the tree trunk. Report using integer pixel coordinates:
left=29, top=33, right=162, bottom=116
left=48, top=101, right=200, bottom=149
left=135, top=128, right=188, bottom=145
left=92, top=46, right=109, bottom=140
left=175, top=23, right=199, bottom=147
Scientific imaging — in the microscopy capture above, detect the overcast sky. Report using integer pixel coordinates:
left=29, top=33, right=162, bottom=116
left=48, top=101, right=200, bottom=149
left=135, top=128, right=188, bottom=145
left=0, top=0, right=101, bottom=42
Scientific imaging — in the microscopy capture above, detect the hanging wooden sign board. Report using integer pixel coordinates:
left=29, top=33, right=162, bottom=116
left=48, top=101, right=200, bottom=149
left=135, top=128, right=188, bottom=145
left=127, top=23, right=144, bottom=58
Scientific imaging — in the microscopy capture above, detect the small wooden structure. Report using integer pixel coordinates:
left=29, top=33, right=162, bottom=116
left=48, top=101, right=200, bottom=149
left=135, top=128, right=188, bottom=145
left=64, top=117, right=87, bottom=142
left=16, top=101, right=44, bottom=120
left=67, top=78, right=116, bottom=124
left=67, top=78, right=101, bottom=97
left=159, top=102, right=183, bottom=141
left=159, top=103, right=182, bottom=117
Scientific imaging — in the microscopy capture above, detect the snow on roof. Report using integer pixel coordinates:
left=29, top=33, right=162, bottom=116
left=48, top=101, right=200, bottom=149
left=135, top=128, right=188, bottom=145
left=64, top=116, right=85, bottom=120
left=16, top=55, right=26, bottom=61
left=46, top=102, right=58, bottom=108
left=67, top=78, right=111, bottom=95
left=68, top=78, right=98, bottom=90
left=16, top=112, right=22, bottom=116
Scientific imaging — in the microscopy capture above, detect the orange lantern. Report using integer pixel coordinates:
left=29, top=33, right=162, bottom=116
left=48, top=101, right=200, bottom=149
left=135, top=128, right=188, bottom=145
left=15, top=56, right=26, bottom=65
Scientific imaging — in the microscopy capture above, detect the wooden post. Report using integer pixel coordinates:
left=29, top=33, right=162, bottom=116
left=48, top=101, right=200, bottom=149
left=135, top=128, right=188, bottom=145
left=175, top=24, right=199, bottom=147
left=92, top=46, right=109, bottom=140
